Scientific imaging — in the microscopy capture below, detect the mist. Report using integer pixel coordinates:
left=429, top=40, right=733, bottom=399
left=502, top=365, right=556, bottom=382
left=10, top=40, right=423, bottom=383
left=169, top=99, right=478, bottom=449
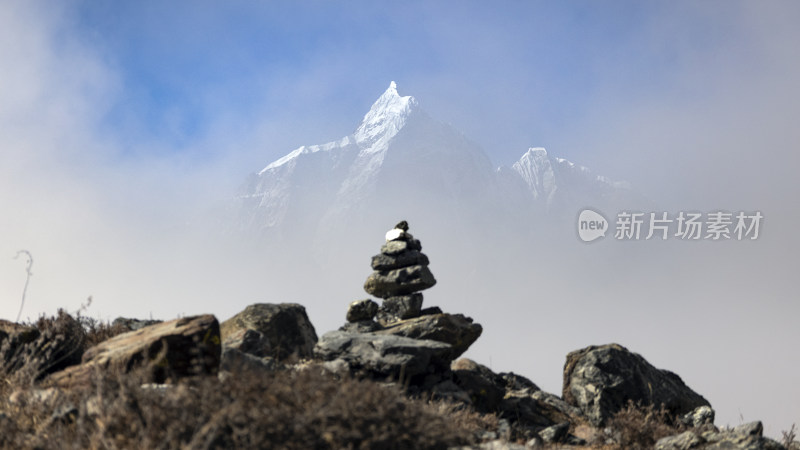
left=1, top=0, right=798, bottom=439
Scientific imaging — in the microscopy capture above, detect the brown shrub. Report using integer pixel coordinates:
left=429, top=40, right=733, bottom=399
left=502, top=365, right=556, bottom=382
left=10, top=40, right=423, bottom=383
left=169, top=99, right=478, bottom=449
left=0, top=363, right=491, bottom=449
left=602, top=400, right=685, bottom=450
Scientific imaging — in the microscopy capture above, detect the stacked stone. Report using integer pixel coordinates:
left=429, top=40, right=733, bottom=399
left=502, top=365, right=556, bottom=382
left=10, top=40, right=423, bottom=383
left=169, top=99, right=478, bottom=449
left=362, top=221, right=436, bottom=324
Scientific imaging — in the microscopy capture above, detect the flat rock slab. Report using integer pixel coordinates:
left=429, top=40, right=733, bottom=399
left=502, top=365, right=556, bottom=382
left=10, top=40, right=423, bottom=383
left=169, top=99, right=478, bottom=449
left=313, top=330, right=453, bottom=381
left=375, top=313, right=482, bottom=359
left=371, top=250, right=429, bottom=271
left=48, top=315, right=220, bottom=387
left=562, top=343, right=710, bottom=426
left=363, top=264, right=436, bottom=298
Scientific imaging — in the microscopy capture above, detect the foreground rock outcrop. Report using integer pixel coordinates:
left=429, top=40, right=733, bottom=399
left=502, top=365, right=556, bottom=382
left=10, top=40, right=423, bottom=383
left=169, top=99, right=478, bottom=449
left=48, top=315, right=220, bottom=387
left=1, top=224, right=792, bottom=450
left=563, top=343, right=711, bottom=426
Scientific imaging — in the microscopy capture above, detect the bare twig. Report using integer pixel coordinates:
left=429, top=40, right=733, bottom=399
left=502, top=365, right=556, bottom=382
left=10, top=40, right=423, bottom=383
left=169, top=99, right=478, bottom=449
left=14, top=250, right=33, bottom=323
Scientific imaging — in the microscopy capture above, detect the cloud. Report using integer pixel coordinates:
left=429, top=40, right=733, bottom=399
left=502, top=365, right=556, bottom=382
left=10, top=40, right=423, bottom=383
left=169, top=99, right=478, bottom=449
left=1, top=0, right=798, bottom=438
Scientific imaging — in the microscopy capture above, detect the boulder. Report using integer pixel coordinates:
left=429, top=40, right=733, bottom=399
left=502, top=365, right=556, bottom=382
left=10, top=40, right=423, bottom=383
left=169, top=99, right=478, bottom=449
left=346, top=299, right=379, bottom=322
left=48, top=315, right=220, bottom=387
left=562, top=344, right=710, bottom=426
left=374, top=313, right=482, bottom=359
left=220, top=303, right=317, bottom=361
left=1, top=312, right=86, bottom=381
left=450, top=358, right=505, bottom=412
left=313, top=330, right=453, bottom=381
left=655, top=427, right=785, bottom=450
left=363, top=264, right=436, bottom=298
left=377, top=294, right=423, bottom=323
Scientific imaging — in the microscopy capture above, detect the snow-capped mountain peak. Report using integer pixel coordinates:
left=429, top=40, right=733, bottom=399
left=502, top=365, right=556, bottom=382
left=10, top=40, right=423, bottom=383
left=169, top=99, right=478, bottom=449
left=237, top=82, right=635, bottom=238
left=512, top=147, right=557, bottom=202
left=354, top=81, right=418, bottom=152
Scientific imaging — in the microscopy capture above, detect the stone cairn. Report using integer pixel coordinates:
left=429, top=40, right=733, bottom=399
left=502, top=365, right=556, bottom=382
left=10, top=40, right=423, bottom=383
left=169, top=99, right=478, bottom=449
left=352, top=221, right=437, bottom=325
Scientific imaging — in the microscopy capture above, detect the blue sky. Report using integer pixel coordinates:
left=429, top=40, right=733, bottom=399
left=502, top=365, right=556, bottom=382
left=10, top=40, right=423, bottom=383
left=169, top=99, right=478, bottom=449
left=61, top=1, right=756, bottom=169
left=1, top=0, right=799, bottom=437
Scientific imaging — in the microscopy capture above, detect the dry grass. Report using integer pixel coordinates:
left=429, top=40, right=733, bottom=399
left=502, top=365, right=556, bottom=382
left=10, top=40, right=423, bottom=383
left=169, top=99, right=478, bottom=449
left=1, top=368, right=493, bottom=449
left=1, top=311, right=497, bottom=449
left=600, top=400, right=686, bottom=450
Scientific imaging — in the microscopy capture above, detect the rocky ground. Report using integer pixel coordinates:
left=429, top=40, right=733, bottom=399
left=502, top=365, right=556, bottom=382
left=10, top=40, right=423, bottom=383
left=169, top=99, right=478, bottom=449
left=1, top=223, right=798, bottom=449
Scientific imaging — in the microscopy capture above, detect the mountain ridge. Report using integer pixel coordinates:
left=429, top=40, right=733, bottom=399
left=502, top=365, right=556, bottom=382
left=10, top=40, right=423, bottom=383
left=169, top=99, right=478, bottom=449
left=236, top=82, right=635, bottom=241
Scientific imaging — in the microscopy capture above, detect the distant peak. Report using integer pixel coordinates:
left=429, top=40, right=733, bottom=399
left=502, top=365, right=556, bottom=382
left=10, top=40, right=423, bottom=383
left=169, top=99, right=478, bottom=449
left=523, top=147, right=548, bottom=158
left=354, top=81, right=419, bottom=150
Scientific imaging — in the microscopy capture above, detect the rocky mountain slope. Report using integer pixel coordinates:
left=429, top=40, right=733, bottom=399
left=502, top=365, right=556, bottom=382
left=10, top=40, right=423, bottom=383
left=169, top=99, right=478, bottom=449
left=1, top=223, right=794, bottom=449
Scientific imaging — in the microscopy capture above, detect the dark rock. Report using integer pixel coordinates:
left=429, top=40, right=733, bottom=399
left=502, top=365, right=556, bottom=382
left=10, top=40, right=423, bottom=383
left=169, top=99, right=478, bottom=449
left=702, top=430, right=784, bottom=450
left=733, top=421, right=764, bottom=437
left=0, top=320, right=40, bottom=345
left=655, top=430, right=705, bottom=450
left=313, top=330, right=453, bottom=381
left=220, top=347, right=281, bottom=374
left=531, top=390, right=585, bottom=420
left=346, top=299, right=379, bottom=322
left=500, top=372, right=541, bottom=393
left=499, top=393, right=571, bottom=431
left=371, top=250, right=429, bottom=271
left=681, top=405, right=716, bottom=428
left=112, top=317, right=162, bottom=332
left=657, top=428, right=785, bottom=450
left=562, top=343, right=711, bottom=426
left=450, top=358, right=505, bottom=412
left=374, top=313, right=482, bottom=359
left=380, top=239, right=422, bottom=256
left=338, top=320, right=383, bottom=333
left=377, top=294, right=424, bottom=323
left=363, top=264, right=436, bottom=298
left=394, top=220, right=409, bottom=232
left=538, top=422, right=570, bottom=444
left=429, top=379, right=471, bottom=404
left=222, top=329, right=271, bottom=358
left=220, top=303, right=318, bottom=361
left=1, top=311, right=86, bottom=381
left=419, top=306, right=443, bottom=316
left=48, top=315, right=220, bottom=387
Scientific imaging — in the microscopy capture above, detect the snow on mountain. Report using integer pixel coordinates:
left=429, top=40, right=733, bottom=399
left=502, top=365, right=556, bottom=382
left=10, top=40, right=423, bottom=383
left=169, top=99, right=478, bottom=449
left=510, top=147, right=632, bottom=209
left=353, top=81, right=417, bottom=152
left=236, top=82, right=632, bottom=242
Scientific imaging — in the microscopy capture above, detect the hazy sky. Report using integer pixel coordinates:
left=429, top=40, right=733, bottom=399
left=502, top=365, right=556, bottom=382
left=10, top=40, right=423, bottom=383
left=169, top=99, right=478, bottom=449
left=1, top=0, right=798, bottom=438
